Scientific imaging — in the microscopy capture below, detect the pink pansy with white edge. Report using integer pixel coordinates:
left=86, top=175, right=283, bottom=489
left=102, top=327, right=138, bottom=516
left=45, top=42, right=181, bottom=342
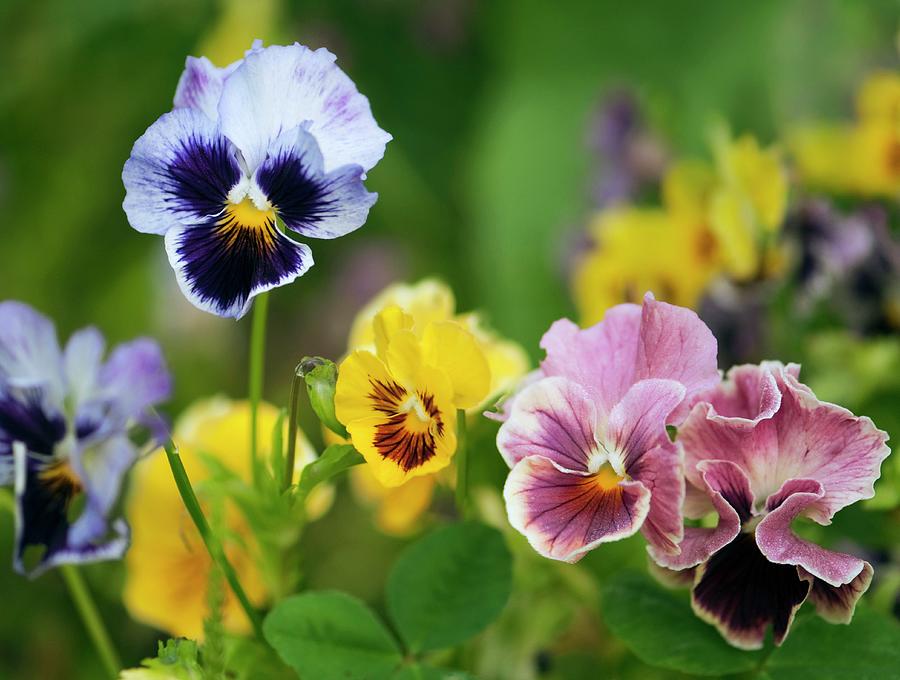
left=496, top=293, right=719, bottom=563
left=651, top=362, right=890, bottom=650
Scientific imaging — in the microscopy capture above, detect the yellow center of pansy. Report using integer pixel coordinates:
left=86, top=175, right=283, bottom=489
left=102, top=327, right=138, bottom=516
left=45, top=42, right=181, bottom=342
left=38, top=460, right=83, bottom=497
left=593, top=465, right=622, bottom=491
left=222, top=197, right=276, bottom=231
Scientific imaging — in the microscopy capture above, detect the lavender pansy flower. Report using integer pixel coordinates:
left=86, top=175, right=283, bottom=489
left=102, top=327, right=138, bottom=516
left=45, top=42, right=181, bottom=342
left=0, top=302, right=171, bottom=577
left=496, top=293, right=719, bottom=562
left=651, top=362, right=890, bottom=649
left=123, top=41, right=391, bottom=318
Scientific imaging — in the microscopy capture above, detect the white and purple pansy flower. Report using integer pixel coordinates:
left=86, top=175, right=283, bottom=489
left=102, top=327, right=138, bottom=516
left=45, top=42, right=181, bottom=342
left=0, top=302, right=170, bottom=577
left=496, top=293, right=719, bottom=562
left=123, top=41, right=391, bottom=318
left=651, top=362, right=890, bottom=649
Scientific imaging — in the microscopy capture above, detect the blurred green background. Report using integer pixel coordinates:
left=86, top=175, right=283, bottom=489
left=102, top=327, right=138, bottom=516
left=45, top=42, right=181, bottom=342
left=0, top=0, right=898, bottom=677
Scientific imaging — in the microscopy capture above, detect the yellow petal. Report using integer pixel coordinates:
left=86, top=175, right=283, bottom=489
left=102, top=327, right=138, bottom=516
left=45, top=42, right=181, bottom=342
left=348, top=279, right=456, bottom=351
left=385, top=328, right=424, bottom=389
left=856, top=71, right=900, bottom=122
left=421, top=321, right=491, bottom=409
left=335, top=350, right=393, bottom=427
left=710, top=187, right=759, bottom=280
left=373, top=305, right=414, bottom=360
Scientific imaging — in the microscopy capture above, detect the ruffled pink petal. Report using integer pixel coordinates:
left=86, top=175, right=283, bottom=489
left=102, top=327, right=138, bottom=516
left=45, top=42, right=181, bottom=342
left=630, top=444, right=684, bottom=555
left=504, top=456, right=650, bottom=563
left=539, top=294, right=718, bottom=423
left=770, top=371, right=891, bottom=523
left=756, top=479, right=870, bottom=587
left=539, top=305, right=641, bottom=416
left=696, top=362, right=783, bottom=425
left=799, top=562, right=873, bottom=624
left=496, top=377, right=597, bottom=472
left=633, top=293, right=719, bottom=423
left=608, top=379, right=686, bottom=470
left=649, top=459, right=748, bottom=570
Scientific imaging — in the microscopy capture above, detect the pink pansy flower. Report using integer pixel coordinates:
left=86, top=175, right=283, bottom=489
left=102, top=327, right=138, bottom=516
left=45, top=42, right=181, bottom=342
left=651, top=362, right=890, bottom=650
left=496, top=293, right=719, bottom=563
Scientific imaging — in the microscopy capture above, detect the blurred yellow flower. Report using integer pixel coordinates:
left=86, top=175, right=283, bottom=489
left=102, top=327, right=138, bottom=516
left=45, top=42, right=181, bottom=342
left=790, top=71, right=900, bottom=198
left=123, top=398, right=330, bottom=640
left=336, top=306, right=490, bottom=487
left=340, top=279, right=528, bottom=527
left=573, top=131, right=787, bottom=325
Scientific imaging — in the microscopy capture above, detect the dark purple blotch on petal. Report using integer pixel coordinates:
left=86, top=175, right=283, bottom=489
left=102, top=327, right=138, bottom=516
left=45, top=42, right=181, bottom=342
left=163, top=134, right=240, bottom=220
left=693, top=533, right=810, bottom=649
left=0, top=391, right=65, bottom=457
left=175, top=219, right=308, bottom=313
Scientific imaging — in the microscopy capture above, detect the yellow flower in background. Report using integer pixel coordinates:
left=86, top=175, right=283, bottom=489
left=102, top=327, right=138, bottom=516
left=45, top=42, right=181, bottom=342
left=709, top=130, right=788, bottom=280
left=573, top=161, right=721, bottom=326
left=790, top=70, right=900, bottom=198
left=124, top=398, right=330, bottom=639
left=340, top=279, right=528, bottom=529
left=336, top=306, right=490, bottom=487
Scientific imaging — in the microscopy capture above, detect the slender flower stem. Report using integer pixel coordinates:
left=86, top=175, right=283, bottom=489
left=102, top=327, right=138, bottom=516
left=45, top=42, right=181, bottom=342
left=282, top=365, right=305, bottom=493
left=0, top=490, right=122, bottom=676
left=248, top=292, right=270, bottom=484
left=60, top=565, right=121, bottom=679
left=454, top=409, right=469, bottom=518
left=163, top=440, right=266, bottom=642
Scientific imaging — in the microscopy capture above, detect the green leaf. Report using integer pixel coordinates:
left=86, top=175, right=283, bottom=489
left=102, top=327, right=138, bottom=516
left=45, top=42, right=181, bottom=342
left=263, top=591, right=402, bottom=680
left=392, top=665, right=477, bottom=680
left=294, top=444, right=364, bottom=501
left=387, top=521, right=512, bottom=652
left=765, top=606, right=900, bottom=680
left=601, top=570, right=764, bottom=676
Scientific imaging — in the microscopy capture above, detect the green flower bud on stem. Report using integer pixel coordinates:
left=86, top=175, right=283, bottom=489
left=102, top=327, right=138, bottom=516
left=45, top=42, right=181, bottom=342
left=299, top=357, right=348, bottom=440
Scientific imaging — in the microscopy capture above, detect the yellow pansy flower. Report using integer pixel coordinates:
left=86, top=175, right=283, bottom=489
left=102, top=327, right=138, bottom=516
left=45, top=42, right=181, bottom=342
left=336, top=305, right=490, bottom=487
left=709, top=130, right=788, bottom=280
left=123, top=398, right=329, bottom=639
left=791, top=71, right=900, bottom=198
left=339, top=279, right=528, bottom=530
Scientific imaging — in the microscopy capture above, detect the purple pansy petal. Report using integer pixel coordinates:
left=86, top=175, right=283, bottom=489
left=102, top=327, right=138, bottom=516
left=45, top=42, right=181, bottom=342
left=540, top=306, right=641, bottom=415
left=691, top=532, right=810, bottom=650
left=163, top=220, right=313, bottom=319
left=496, top=377, right=597, bottom=472
left=633, top=293, right=720, bottom=423
left=630, top=443, right=684, bottom=555
left=504, top=455, right=650, bottom=563
left=607, top=378, right=685, bottom=470
left=68, top=436, right=136, bottom=547
left=0, top=302, right=64, bottom=399
left=650, top=459, right=748, bottom=570
left=217, top=43, right=391, bottom=173
left=173, top=55, right=239, bottom=122
left=63, top=327, right=105, bottom=407
left=123, top=108, right=241, bottom=235
left=799, top=562, right=873, bottom=624
left=756, top=479, right=869, bottom=587
left=771, top=371, right=890, bottom=523
left=97, top=339, right=171, bottom=423
left=254, top=126, right=377, bottom=239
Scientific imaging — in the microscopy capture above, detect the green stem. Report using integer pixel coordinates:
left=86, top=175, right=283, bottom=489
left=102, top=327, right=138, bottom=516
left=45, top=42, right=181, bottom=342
left=454, top=409, right=469, bottom=519
left=163, top=440, right=266, bottom=642
left=282, top=364, right=304, bottom=493
left=248, top=292, right=270, bottom=485
left=60, top=565, right=121, bottom=678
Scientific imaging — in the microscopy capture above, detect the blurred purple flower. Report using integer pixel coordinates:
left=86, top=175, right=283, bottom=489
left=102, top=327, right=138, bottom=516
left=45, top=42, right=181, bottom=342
left=586, top=89, right=667, bottom=208
left=0, top=302, right=170, bottom=577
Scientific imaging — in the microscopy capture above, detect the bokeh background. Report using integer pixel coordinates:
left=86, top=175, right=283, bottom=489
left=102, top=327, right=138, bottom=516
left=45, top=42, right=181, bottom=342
left=1, top=0, right=898, bottom=677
